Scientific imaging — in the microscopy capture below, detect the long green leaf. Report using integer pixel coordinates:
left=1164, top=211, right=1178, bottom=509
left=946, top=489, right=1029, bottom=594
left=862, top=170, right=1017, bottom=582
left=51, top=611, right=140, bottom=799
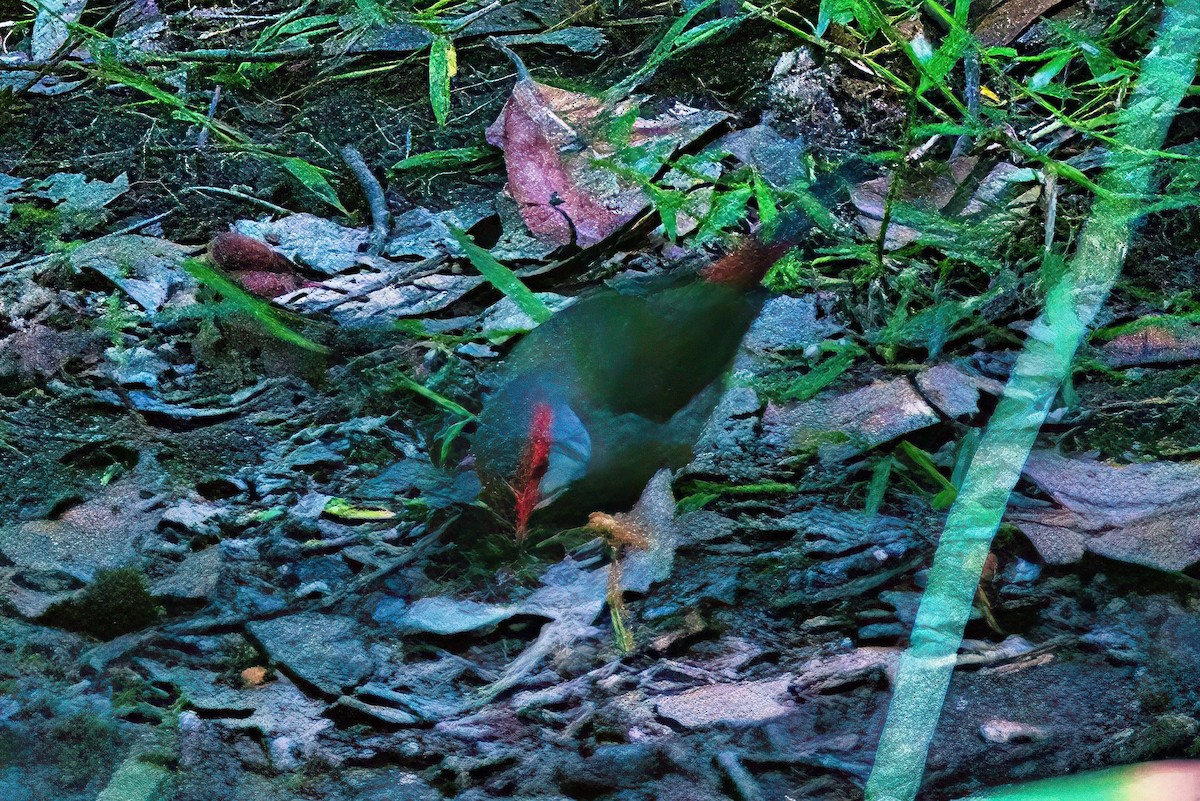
left=429, top=34, right=454, bottom=126
left=281, top=157, right=349, bottom=215
left=181, top=258, right=328, bottom=354
left=447, top=227, right=553, bottom=324
left=394, top=374, right=476, bottom=420
left=864, top=3, right=1200, bottom=799
left=391, top=146, right=492, bottom=172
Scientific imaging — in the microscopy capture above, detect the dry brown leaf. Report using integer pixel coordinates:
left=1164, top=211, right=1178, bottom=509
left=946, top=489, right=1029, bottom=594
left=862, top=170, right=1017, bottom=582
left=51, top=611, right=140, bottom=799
left=486, top=67, right=725, bottom=248
left=1099, top=322, right=1200, bottom=367
left=1009, top=450, right=1200, bottom=571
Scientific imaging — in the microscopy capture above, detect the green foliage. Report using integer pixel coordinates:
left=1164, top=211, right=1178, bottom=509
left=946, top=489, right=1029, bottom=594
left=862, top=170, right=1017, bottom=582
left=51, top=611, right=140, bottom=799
left=323, top=497, right=396, bottom=520
left=864, top=455, right=893, bottom=515
left=447, top=227, right=553, bottom=323
left=428, top=35, right=455, bottom=126
left=607, top=0, right=746, bottom=99
left=896, top=441, right=956, bottom=509
left=754, top=342, right=864, bottom=403
left=393, top=371, right=476, bottom=465
left=280, top=157, right=349, bottom=215
left=98, top=292, right=140, bottom=349
left=391, top=146, right=494, bottom=172
left=181, top=258, right=328, bottom=354
left=7, top=202, right=60, bottom=250
left=597, top=146, right=778, bottom=246
left=214, top=5, right=338, bottom=90
left=48, top=711, right=121, bottom=788
left=817, top=0, right=883, bottom=39
left=43, top=566, right=161, bottom=640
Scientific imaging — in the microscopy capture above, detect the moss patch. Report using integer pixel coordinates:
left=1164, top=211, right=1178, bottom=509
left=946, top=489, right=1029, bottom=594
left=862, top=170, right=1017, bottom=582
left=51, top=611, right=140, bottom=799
left=43, top=567, right=161, bottom=641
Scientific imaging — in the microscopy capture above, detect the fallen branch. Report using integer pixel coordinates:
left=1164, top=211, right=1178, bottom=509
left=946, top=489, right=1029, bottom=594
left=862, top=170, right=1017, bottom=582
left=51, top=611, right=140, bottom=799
left=341, top=145, right=391, bottom=254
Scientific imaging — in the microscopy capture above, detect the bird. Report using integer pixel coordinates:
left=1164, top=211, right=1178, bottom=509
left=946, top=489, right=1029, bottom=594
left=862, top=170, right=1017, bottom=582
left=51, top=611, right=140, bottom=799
left=470, top=180, right=847, bottom=537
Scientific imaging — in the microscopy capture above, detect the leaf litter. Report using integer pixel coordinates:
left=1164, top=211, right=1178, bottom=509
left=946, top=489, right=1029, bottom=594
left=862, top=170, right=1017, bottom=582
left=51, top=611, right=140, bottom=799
left=2, top=2, right=1200, bottom=800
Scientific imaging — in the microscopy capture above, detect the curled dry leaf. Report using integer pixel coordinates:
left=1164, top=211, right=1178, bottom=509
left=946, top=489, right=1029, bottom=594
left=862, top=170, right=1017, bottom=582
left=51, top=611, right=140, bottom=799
left=1098, top=320, right=1200, bottom=367
left=486, top=67, right=726, bottom=248
left=209, top=231, right=309, bottom=299
left=1010, top=450, right=1200, bottom=571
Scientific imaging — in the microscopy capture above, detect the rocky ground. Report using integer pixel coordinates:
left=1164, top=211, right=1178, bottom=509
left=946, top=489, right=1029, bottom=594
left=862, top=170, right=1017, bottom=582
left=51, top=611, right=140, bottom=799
left=3, top=1, right=1200, bottom=800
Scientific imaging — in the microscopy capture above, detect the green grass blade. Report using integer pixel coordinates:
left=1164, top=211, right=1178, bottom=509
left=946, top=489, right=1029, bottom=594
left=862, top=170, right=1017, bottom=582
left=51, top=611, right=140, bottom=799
left=447, top=227, right=553, bottom=324
left=391, top=146, right=492, bottom=172
left=429, top=34, right=454, bottom=126
left=281, top=157, right=349, bottom=215
left=181, top=258, right=329, bottom=354
left=865, top=456, right=894, bottom=516
left=606, top=0, right=732, bottom=99
left=393, top=374, right=476, bottom=420
left=864, top=2, right=1200, bottom=799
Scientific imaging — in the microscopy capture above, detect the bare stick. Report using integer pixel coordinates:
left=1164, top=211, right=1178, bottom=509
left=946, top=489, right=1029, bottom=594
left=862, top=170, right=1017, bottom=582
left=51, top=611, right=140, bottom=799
left=341, top=145, right=391, bottom=254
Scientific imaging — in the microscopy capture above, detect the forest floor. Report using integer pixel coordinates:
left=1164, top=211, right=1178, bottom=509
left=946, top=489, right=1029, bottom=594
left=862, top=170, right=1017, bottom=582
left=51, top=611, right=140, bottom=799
left=2, top=1, right=1200, bottom=800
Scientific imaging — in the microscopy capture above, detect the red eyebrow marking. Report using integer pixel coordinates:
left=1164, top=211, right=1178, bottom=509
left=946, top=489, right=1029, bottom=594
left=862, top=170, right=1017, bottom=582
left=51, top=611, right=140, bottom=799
left=513, top=402, right=554, bottom=542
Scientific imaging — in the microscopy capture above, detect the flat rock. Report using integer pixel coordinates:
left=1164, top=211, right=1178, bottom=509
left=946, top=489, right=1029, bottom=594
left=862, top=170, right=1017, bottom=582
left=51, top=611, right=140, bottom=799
left=247, top=613, right=373, bottom=697
left=764, top=376, right=939, bottom=461
left=70, top=234, right=194, bottom=311
left=396, top=597, right=520, bottom=635
left=151, top=547, right=221, bottom=601
left=1009, top=450, right=1200, bottom=571
left=0, top=478, right=160, bottom=578
left=655, top=676, right=795, bottom=728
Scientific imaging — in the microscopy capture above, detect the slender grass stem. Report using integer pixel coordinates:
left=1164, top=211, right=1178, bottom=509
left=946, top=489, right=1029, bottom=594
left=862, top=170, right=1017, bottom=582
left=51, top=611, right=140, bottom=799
left=864, top=2, right=1200, bottom=799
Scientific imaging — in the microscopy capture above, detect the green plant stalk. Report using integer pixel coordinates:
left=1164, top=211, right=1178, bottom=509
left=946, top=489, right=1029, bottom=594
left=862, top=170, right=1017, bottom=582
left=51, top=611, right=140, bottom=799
left=394, top=374, right=476, bottom=420
left=181, top=258, right=329, bottom=354
left=864, top=2, right=1200, bottom=799
left=447, top=227, right=553, bottom=323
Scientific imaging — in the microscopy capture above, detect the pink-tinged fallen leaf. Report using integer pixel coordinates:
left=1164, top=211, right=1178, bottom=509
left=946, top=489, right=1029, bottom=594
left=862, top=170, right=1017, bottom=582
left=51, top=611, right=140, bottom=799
left=209, top=231, right=293, bottom=274
left=1098, top=321, right=1200, bottom=367
left=486, top=65, right=725, bottom=248
left=209, top=231, right=317, bottom=299
left=1009, top=450, right=1200, bottom=571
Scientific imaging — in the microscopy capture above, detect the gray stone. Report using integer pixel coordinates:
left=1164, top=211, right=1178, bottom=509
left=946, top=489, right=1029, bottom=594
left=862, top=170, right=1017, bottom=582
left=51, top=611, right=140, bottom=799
left=159, top=499, right=223, bottom=538
left=334, top=694, right=418, bottom=726
left=70, top=234, right=194, bottom=311
left=397, top=597, right=519, bottom=635
left=655, top=676, right=795, bottom=728
left=151, top=548, right=221, bottom=601
left=248, top=613, right=373, bottom=697
left=370, top=596, right=408, bottom=627
left=0, top=478, right=159, bottom=579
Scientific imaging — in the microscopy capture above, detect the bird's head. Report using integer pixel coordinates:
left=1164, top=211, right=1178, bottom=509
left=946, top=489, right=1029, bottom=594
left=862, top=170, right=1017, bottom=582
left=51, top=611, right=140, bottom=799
left=473, top=375, right=592, bottom=539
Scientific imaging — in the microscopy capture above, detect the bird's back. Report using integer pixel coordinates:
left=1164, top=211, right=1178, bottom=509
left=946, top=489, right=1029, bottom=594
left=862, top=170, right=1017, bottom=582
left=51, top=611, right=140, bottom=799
left=473, top=275, right=763, bottom=515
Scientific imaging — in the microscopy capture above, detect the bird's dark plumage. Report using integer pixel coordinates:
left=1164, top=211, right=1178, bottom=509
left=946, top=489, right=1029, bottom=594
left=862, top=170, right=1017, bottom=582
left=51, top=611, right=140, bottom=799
left=471, top=166, right=857, bottom=524
left=472, top=271, right=764, bottom=520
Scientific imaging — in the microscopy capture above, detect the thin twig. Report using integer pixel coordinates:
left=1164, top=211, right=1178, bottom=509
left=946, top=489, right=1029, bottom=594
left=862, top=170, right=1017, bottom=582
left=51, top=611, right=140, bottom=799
left=195, top=85, right=221, bottom=150
left=186, top=186, right=292, bottom=216
left=340, top=145, right=391, bottom=254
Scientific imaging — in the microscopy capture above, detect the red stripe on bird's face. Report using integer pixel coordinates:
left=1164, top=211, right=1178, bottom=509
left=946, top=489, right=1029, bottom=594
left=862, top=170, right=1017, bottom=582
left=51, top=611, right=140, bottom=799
left=513, top=402, right=554, bottom=542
